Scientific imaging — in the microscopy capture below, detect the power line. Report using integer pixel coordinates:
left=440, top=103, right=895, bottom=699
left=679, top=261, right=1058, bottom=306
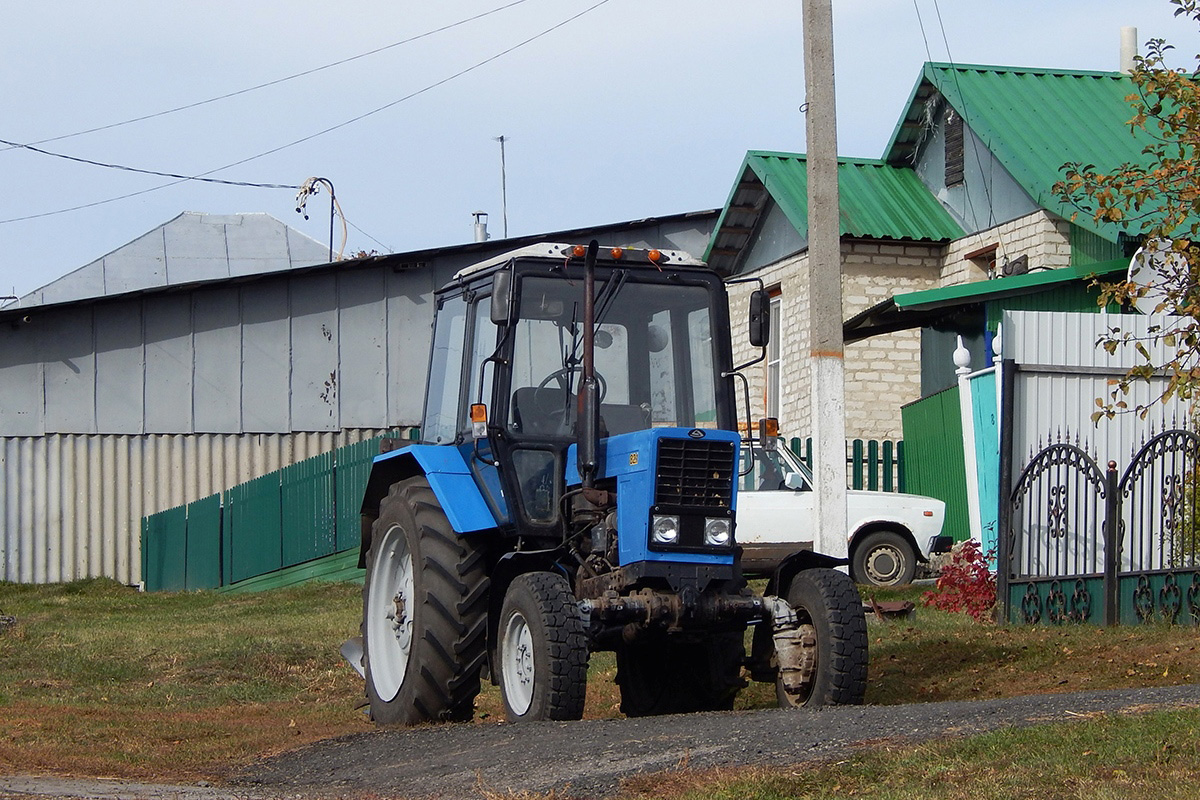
left=0, top=137, right=299, bottom=188
left=0, top=0, right=614, bottom=226
left=930, top=0, right=996, bottom=228
left=205, top=0, right=614, bottom=174
left=0, top=0, right=534, bottom=153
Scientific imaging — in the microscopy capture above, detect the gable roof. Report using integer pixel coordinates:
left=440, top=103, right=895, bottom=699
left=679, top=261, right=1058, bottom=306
left=883, top=63, right=1157, bottom=242
left=705, top=151, right=964, bottom=273
left=13, top=212, right=330, bottom=309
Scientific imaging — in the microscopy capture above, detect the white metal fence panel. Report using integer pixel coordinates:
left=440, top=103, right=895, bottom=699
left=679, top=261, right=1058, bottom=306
left=0, top=428, right=393, bottom=585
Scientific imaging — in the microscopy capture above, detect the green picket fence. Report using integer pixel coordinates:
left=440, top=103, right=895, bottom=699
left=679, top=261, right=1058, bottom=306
left=141, top=430, right=414, bottom=591
left=788, top=437, right=906, bottom=493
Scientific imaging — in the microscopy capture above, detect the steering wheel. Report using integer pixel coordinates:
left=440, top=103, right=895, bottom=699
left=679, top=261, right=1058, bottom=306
left=532, top=366, right=608, bottom=419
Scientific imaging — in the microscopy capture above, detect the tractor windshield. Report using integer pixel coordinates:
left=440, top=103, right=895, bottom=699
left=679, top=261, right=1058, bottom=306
left=507, top=273, right=719, bottom=438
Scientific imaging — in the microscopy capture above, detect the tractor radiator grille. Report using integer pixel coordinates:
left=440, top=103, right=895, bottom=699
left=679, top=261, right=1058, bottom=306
left=655, top=438, right=735, bottom=508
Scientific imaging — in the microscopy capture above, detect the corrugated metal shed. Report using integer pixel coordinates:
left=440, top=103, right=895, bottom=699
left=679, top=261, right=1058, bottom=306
left=13, top=212, right=330, bottom=309
left=883, top=63, right=1156, bottom=242
left=706, top=151, right=963, bottom=273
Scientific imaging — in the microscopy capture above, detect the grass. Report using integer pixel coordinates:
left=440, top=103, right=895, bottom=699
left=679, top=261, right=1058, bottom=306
left=1, top=578, right=1198, bottom=791
left=612, top=709, right=1200, bottom=800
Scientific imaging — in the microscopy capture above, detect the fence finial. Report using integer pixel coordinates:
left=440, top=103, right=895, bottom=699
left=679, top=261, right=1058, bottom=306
left=992, top=323, right=1003, bottom=366
left=954, top=335, right=972, bottom=375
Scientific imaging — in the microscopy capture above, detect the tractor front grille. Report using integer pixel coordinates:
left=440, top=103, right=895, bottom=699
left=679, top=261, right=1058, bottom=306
left=655, top=438, right=735, bottom=508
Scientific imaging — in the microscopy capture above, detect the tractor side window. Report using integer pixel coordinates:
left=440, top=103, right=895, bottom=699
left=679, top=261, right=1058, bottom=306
left=647, top=311, right=677, bottom=426
left=422, top=294, right=468, bottom=444
left=688, top=307, right=717, bottom=426
left=466, top=295, right=496, bottom=438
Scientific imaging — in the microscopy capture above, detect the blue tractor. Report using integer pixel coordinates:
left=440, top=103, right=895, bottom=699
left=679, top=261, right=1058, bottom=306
left=351, top=241, right=867, bottom=723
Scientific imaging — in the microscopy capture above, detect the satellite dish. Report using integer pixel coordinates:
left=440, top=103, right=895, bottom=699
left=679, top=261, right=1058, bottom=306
left=1126, top=240, right=1181, bottom=315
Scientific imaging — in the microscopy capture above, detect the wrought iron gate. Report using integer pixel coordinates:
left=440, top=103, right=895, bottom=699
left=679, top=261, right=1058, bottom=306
left=1002, top=429, right=1200, bottom=625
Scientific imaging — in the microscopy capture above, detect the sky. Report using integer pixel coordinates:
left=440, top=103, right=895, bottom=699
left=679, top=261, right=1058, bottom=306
left=3, top=0, right=1199, bottom=300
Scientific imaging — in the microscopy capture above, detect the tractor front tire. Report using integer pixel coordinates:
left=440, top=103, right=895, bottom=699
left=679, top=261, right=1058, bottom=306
left=496, top=571, right=588, bottom=722
left=362, top=476, right=489, bottom=725
left=776, top=568, right=867, bottom=709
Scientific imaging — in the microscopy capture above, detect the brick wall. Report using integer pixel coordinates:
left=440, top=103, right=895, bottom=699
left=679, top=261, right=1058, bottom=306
left=729, top=239, right=942, bottom=441
left=941, top=210, right=1071, bottom=286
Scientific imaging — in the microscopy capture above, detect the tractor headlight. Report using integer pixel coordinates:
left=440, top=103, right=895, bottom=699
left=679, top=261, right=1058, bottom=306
left=650, top=514, right=680, bottom=545
left=704, top=517, right=732, bottom=547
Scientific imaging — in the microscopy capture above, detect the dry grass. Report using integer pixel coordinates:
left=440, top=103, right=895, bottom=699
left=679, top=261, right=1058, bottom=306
left=2, top=577, right=1198, bottom=786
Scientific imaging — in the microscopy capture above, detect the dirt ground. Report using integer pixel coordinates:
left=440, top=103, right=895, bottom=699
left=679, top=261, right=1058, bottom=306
left=3, top=684, right=1198, bottom=800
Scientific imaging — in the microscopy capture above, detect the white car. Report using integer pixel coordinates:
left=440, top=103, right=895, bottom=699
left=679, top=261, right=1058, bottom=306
left=736, top=441, right=950, bottom=586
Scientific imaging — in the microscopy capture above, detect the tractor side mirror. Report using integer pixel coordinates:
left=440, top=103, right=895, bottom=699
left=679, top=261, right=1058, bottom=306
left=491, top=270, right=515, bottom=325
left=749, top=289, right=770, bottom=348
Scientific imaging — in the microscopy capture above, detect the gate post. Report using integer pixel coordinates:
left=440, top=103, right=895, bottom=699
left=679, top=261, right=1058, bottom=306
left=1102, top=461, right=1119, bottom=626
left=996, top=359, right=1016, bottom=624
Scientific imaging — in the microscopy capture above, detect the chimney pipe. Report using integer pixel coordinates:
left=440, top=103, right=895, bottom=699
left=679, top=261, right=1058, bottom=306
left=472, top=211, right=490, bottom=243
left=1120, top=26, right=1138, bottom=74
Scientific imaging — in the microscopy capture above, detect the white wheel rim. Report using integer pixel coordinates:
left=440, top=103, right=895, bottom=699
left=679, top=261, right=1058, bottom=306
left=366, top=525, right=415, bottom=702
left=501, top=610, right=535, bottom=716
left=865, top=544, right=904, bottom=584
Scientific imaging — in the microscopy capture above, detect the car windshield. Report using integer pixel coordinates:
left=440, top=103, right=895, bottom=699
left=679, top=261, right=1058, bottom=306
left=739, top=442, right=812, bottom=492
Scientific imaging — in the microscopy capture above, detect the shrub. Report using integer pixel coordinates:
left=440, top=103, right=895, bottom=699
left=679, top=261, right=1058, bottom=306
left=922, top=539, right=996, bottom=622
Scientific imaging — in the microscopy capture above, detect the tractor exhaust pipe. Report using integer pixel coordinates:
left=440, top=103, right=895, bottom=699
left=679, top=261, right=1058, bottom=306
left=578, top=240, right=601, bottom=489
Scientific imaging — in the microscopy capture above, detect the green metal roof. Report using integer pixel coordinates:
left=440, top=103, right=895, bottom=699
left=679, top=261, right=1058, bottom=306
left=884, top=63, right=1157, bottom=242
left=894, top=257, right=1128, bottom=310
left=705, top=151, right=964, bottom=272
left=843, top=257, right=1129, bottom=342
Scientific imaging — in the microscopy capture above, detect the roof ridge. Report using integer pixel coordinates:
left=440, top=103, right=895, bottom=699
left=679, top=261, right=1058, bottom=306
left=925, top=61, right=1126, bottom=79
left=746, top=151, right=896, bottom=168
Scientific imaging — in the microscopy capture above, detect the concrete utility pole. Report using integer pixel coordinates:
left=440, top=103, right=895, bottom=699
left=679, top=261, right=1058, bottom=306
left=802, top=0, right=848, bottom=561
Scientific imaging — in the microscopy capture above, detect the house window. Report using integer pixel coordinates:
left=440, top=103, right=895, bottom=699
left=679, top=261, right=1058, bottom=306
left=766, top=293, right=782, bottom=419
left=945, top=108, right=964, bottom=187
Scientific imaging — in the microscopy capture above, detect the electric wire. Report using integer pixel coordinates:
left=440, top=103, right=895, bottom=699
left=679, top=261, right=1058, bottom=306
left=0, top=0, right=613, bottom=226
left=0, top=138, right=299, bottom=188
left=930, top=0, right=996, bottom=228
left=0, top=0, right=534, bottom=153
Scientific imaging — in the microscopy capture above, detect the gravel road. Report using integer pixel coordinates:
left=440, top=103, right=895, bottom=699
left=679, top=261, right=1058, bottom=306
left=4, top=684, right=1199, bottom=800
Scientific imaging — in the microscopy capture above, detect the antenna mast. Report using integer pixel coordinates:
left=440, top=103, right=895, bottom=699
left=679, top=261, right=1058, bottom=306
left=494, top=135, right=509, bottom=238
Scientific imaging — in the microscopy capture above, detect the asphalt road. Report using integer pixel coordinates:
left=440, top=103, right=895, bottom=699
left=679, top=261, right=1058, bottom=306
left=4, top=684, right=1198, bottom=800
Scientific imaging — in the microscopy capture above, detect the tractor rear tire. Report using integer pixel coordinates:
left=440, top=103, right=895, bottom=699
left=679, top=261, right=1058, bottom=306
left=496, top=571, right=588, bottom=722
left=776, top=568, right=867, bottom=708
left=616, top=631, right=745, bottom=717
left=362, top=476, right=489, bottom=725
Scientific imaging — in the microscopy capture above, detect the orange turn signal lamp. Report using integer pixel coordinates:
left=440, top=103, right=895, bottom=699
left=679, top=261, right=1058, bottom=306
left=563, top=244, right=669, bottom=266
left=470, top=403, right=488, bottom=439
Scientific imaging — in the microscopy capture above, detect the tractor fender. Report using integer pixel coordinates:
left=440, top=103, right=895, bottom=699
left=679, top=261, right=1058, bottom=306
left=357, top=444, right=501, bottom=567
left=765, top=548, right=850, bottom=600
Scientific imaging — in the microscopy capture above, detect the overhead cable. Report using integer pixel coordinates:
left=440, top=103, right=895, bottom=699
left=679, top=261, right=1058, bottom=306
left=0, top=0, right=614, bottom=226
left=0, top=0, right=533, bottom=152
left=0, top=137, right=299, bottom=188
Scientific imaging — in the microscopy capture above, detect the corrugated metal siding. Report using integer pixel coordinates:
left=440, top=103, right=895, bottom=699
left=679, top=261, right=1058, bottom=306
left=1004, top=311, right=1184, bottom=471
left=901, top=385, right=971, bottom=540
left=0, top=267, right=433, bottom=438
left=0, top=428, right=396, bottom=585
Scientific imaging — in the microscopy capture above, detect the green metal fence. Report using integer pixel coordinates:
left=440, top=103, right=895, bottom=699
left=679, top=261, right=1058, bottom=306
left=788, top=437, right=906, bottom=493
left=141, top=430, right=411, bottom=592
left=900, top=386, right=970, bottom=541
